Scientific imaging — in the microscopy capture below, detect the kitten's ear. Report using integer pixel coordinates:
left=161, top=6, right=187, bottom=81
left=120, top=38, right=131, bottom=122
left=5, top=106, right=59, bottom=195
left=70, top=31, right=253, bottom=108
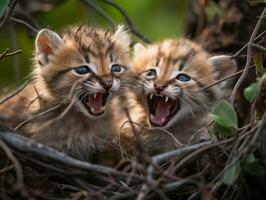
left=133, top=43, right=146, bottom=57
left=208, top=55, right=237, bottom=80
left=113, top=25, right=131, bottom=50
left=35, top=29, right=64, bottom=66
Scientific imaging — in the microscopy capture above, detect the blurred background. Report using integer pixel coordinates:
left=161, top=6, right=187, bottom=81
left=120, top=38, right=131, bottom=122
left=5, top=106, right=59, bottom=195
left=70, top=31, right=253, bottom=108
left=0, top=0, right=189, bottom=89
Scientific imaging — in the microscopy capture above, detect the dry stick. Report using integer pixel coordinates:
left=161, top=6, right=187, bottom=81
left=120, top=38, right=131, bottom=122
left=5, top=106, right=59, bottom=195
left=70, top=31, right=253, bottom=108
left=80, top=0, right=115, bottom=26
left=136, top=140, right=214, bottom=200
left=9, top=17, right=38, bottom=33
left=232, top=30, right=266, bottom=58
left=197, top=65, right=255, bottom=93
left=0, top=128, right=143, bottom=181
left=0, top=49, right=9, bottom=60
left=0, top=139, right=26, bottom=197
left=4, top=49, right=22, bottom=57
left=0, top=80, right=30, bottom=105
left=100, top=0, right=151, bottom=43
left=0, top=164, right=14, bottom=174
left=0, top=49, right=22, bottom=61
left=14, top=104, right=62, bottom=130
left=0, top=0, right=18, bottom=31
left=253, top=44, right=266, bottom=52
left=230, top=7, right=266, bottom=104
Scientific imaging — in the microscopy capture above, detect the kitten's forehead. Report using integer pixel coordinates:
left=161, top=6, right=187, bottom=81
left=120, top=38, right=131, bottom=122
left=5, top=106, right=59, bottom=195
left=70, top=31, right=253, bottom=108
left=134, top=39, right=205, bottom=77
left=64, top=25, right=116, bottom=52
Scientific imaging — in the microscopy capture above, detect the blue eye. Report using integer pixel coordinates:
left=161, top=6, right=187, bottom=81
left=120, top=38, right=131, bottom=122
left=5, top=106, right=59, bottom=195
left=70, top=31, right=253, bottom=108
left=176, top=74, right=191, bottom=82
left=111, top=64, right=122, bottom=73
left=146, top=69, right=156, bottom=77
left=74, top=66, right=91, bottom=75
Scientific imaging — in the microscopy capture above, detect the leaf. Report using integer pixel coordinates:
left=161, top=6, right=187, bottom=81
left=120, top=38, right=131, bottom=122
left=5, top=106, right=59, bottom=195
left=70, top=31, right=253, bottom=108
left=243, top=161, right=265, bottom=177
left=253, top=53, right=265, bottom=76
left=0, top=0, right=9, bottom=18
left=244, top=82, right=259, bottom=102
left=210, top=100, right=238, bottom=130
left=223, top=161, right=241, bottom=185
left=242, top=153, right=256, bottom=164
left=215, top=123, right=237, bottom=137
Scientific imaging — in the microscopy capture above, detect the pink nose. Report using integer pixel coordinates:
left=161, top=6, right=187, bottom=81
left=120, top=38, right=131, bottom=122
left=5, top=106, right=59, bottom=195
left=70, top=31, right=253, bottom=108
left=154, top=82, right=167, bottom=93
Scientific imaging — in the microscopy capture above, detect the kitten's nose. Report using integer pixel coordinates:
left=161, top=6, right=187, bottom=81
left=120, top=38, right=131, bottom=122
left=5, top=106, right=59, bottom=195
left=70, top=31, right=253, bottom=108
left=154, top=82, right=167, bottom=93
left=102, top=80, right=113, bottom=91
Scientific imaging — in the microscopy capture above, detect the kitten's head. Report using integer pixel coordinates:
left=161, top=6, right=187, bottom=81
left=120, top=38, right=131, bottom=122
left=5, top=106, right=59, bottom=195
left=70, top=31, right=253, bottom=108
left=33, top=24, right=131, bottom=118
left=132, top=39, right=236, bottom=127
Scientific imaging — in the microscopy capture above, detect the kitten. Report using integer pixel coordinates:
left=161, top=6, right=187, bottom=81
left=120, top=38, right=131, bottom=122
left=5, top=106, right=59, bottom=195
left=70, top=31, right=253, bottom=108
left=0, top=24, right=131, bottom=161
left=113, top=39, right=236, bottom=155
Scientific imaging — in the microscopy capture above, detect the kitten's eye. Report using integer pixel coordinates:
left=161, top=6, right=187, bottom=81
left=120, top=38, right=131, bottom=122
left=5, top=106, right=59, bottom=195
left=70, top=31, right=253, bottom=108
left=145, top=69, right=156, bottom=78
left=74, top=65, right=91, bottom=75
left=176, top=74, right=191, bottom=82
left=111, top=64, right=124, bottom=74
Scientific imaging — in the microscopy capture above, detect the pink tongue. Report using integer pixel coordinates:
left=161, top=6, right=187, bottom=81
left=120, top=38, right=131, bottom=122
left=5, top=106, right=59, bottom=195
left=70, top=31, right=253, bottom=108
left=151, top=99, right=172, bottom=126
left=87, top=93, right=103, bottom=113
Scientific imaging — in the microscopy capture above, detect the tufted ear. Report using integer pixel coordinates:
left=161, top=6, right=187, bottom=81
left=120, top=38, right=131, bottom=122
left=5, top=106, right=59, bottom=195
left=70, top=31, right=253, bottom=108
left=133, top=43, right=146, bottom=58
left=208, top=55, right=237, bottom=80
left=35, top=29, right=64, bottom=66
left=113, top=24, right=131, bottom=50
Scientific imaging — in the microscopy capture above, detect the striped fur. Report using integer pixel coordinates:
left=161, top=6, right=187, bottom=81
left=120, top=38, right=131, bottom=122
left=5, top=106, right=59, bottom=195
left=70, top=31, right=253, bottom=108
left=0, top=24, right=131, bottom=162
left=113, top=39, right=236, bottom=155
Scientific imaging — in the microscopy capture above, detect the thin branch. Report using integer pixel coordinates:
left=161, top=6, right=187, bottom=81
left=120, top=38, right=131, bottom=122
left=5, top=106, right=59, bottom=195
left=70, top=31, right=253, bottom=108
left=80, top=0, right=115, bottom=26
left=99, top=0, right=151, bottom=43
left=0, top=80, right=29, bottom=105
left=9, top=16, right=38, bottom=33
left=253, top=44, right=266, bottom=52
left=0, top=139, right=26, bottom=196
left=0, top=127, right=143, bottom=181
left=197, top=65, right=255, bottom=93
left=230, top=7, right=266, bottom=104
left=0, top=0, right=18, bottom=31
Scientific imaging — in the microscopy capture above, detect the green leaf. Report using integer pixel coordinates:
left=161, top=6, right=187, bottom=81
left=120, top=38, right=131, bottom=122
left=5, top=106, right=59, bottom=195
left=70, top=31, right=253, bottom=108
left=243, top=161, right=265, bottom=177
left=244, top=82, right=259, bottom=102
left=0, top=0, right=9, bottom=17
left=242, top=153, right=256, bottom=164
left=215, top=122, right=237, bottom=137
left=223, top=161, right=241, bottom=185
left=210, top=100, right=238, bottom=129
left=253, top=53, right=265, bottom=76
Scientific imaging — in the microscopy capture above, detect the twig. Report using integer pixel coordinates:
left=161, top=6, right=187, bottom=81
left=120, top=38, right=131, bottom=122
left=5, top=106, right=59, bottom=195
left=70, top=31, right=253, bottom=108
left=232, top=30, right=266, bottom=58
left=253, top=44, right=266, bottom=52
left=0, top=48, right=22, bottom=61
left=230, top=7, right=266, bottom=104
left=0, top=127, right=143, bottom=181
left=9, top=17, right=38, bottom=33
left=198, top=65, right=255, bottom=93
left=0, top=0, right=18, bottom=31
left=99, top=0, right=151, bottom=43
left=136, top=140, right=214, bottom=200
left=0, top=80, right=30, bottom=104
left=0, top=139, right=27, bottom=197
left=80, top=0, right=115, bottom=26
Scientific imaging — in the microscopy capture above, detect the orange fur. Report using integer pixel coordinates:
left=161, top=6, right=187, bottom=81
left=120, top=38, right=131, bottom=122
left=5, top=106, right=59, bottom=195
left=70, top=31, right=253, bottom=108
left=112, top=39, right=236, bottom=155
left=0, top=24, right=131, bottom=162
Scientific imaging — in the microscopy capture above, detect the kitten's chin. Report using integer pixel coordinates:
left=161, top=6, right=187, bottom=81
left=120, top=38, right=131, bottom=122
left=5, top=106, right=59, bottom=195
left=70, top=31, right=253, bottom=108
left=79, top=92, right=110, bottom=118
left=147, top=94, right=179, bottom=127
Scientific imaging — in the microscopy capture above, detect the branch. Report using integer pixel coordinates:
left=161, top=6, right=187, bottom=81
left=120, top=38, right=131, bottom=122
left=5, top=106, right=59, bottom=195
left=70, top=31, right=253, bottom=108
left=230, top=7, right=266, bottom=104
left=9, top=17, right=38, bottom=33
left=99, top=0, right=151, bottom=43
left=0, top=0, right=18, bottom=31
left=80, top=0, right=115, bottom=26
left=0, top=126, right=143, bottom=181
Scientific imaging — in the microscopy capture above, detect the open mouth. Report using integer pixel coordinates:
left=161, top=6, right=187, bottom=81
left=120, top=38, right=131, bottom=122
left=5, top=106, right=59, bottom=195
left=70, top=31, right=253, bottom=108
left=147, top=94, right=179, bottom=127
left=82, top=93, right=110, bottom=116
